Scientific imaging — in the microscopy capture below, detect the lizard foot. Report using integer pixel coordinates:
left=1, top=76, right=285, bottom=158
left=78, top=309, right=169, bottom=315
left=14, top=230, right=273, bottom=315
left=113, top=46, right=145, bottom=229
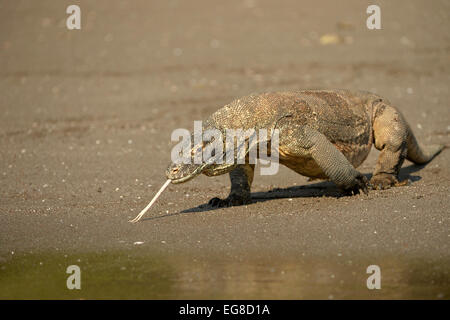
left=342, top=174, right=369, bottom=195
left=370, top=173, right=407, bottom=190
left=208, top=194, right=252, bottom=207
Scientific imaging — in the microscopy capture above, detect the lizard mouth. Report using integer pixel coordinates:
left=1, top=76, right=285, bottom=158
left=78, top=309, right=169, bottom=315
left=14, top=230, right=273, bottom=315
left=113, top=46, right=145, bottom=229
left=170, top=174, right=196, bottom=184
left=169, top=164, right=207, bottom=184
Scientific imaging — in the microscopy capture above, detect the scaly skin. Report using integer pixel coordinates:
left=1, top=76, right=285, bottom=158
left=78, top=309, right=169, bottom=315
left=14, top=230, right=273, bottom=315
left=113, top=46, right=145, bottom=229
left=166, top=90, right=444, bottom=207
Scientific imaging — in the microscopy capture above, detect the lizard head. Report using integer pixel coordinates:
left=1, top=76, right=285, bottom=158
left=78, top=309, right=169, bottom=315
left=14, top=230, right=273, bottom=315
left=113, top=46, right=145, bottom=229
left=165, top=134, right=237, bottom=184
left=166, top=162, right=237, bottom=184
left=165, top=161, right=205, bottom=184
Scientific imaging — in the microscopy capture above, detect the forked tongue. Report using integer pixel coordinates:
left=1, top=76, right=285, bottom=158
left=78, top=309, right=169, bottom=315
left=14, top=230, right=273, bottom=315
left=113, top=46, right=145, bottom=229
left=129, top=179, right=172, bottom=223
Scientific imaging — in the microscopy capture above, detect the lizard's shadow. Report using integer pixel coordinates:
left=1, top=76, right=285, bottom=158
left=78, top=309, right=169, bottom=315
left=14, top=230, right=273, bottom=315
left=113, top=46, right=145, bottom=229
left=140, top=164, right=423, bottom=220
left=179, top=163, right=423, bottom=213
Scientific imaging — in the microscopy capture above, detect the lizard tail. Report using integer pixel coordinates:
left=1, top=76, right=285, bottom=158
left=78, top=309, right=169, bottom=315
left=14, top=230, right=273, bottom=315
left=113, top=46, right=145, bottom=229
left=406, top=127, right=444, bottom=164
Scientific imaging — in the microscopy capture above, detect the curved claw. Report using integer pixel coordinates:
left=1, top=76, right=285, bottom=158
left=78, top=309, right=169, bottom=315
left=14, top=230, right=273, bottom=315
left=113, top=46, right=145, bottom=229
left=358, top=175, right=370, bottom=195
left=208, top=197, right=225, bottom=208
left=208, top=195, right=251, bottom=207
left=343, top=174, right=369, bottom=196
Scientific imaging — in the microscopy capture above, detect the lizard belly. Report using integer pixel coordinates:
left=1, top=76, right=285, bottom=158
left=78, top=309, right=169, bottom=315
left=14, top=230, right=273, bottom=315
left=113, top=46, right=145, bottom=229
left=279, top=150, right=327, bottom=179
left=333, top=141, right=372, bottom=168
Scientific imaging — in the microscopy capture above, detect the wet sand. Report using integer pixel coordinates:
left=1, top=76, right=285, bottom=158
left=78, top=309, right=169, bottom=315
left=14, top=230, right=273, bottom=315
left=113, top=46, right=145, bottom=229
left=0, top=0, right=449, bottom=299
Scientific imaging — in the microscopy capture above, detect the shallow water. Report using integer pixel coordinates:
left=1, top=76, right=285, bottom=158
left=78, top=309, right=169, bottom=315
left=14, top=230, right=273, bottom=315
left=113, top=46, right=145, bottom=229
left=0, top=250, right=448, bottom=299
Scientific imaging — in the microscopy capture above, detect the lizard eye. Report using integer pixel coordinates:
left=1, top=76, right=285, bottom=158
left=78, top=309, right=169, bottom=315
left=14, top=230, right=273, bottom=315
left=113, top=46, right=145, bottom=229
left=172, top=168, right=179, bottom=173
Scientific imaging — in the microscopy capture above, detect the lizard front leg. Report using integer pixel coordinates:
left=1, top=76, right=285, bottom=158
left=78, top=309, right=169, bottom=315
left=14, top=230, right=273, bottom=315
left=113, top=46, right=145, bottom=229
left=279, top=123, right=369, bottom=195
left=209, top=164, right=255, bottom=207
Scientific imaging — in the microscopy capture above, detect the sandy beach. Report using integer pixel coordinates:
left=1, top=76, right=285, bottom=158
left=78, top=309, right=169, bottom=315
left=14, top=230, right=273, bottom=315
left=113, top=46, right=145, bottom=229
left=0, top=0, right=449, bottom=299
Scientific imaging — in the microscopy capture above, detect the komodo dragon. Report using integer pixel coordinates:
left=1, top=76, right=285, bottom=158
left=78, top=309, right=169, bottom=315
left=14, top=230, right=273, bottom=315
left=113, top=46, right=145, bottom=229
left=166, top=89, right=444, bottom=207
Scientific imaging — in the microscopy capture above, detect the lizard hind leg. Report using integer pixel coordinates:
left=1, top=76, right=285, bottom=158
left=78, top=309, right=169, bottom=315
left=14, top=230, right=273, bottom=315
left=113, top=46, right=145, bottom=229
left=371, top=103, right=409, bottom=190
left=208, top=164, right=255, bottom=207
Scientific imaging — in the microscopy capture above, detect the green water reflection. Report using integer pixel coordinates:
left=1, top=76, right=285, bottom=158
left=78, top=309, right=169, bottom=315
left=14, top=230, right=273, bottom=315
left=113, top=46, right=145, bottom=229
left=0, top=250, right=448, bottom=299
